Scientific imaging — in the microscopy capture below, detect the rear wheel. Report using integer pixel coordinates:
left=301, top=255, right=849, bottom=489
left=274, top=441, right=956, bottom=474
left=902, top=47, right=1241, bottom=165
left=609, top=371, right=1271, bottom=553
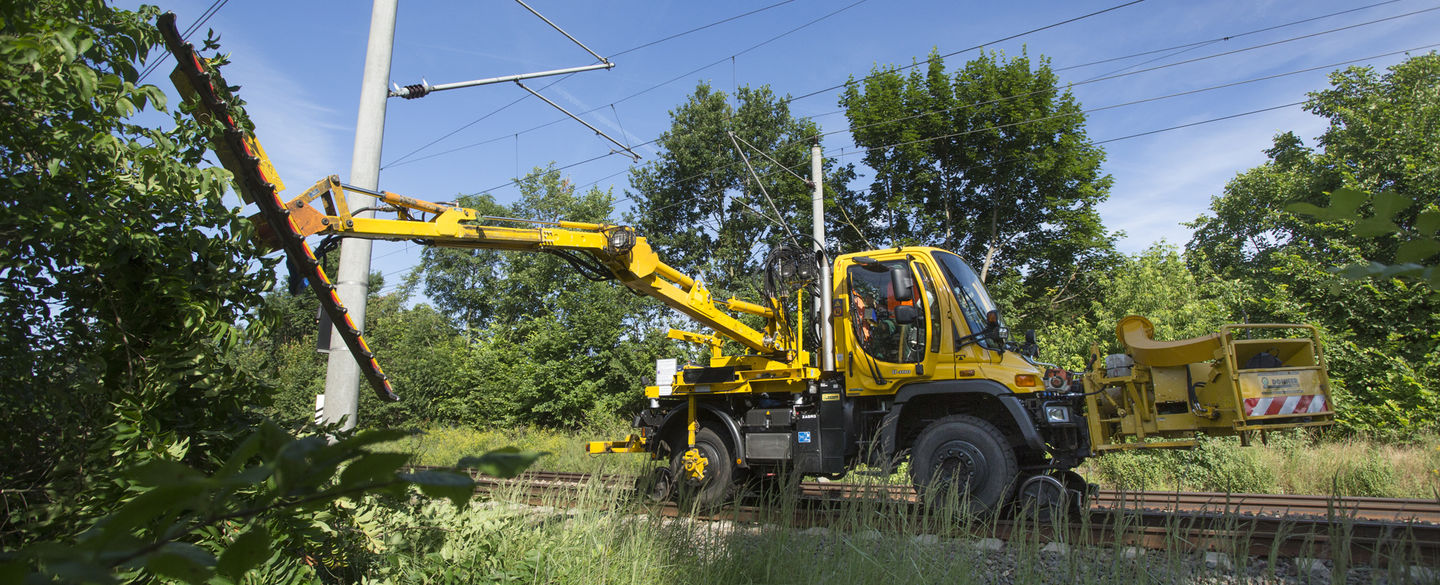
left=669, top=426, right=734, bottom=510
left=909, top=414, right=1019, bottom=515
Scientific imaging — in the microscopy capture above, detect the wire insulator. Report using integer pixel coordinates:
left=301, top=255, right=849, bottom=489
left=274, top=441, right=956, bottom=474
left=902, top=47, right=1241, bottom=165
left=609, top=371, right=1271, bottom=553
left=401, top=84, right=431, bottom=99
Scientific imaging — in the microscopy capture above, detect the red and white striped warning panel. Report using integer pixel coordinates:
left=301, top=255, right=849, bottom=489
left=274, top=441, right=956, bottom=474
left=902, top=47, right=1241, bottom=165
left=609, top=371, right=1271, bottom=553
left=1244, top=394, right=1328, bottom=417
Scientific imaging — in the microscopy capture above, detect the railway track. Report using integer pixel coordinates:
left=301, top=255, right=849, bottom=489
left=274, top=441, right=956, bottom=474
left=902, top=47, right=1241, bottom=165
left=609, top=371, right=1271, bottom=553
left=415, top=467, right=1440, bottom=564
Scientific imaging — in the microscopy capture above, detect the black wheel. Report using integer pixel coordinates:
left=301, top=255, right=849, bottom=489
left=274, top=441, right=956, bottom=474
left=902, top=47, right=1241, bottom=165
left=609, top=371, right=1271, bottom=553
left=635, top=466, right=673, bottom=503
left=669, top=426, right=734, bottom=510
left=1015, top=474, right=1070, bottom=523
left=909, top=414, right=1019, bottom=515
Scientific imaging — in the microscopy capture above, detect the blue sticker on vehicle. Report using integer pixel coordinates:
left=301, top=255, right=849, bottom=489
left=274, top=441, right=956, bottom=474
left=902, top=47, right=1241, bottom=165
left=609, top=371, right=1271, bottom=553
left=797, top=431, right=811, bottom=444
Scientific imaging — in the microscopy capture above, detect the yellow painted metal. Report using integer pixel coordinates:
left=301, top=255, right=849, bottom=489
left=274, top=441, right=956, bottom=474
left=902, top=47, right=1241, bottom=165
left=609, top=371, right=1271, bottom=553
left=667, top=329, right=723, bottom=359
left=585, top=434, right=646, bottom=454
left=681, top=447, right=708, bottom=481
left=1116, top=315, right=1222, bottom=367
left=1085, top=317, right=1333, bottom=452
left=687, top=395, right=697, bottom=447
left=832, top=247, right=1052, bottom=401
left=276, top=183, right=779, bottom=354
left=1092, top=439, right=1198, bottom=452
left=683, top=395, right=706, bottom=479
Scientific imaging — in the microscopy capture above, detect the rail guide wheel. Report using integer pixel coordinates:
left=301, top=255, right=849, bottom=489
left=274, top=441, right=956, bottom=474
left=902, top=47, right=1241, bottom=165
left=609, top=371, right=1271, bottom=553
left=635, top=466, right=674, bottom=503
left=669, top=426, right=734, bottom=510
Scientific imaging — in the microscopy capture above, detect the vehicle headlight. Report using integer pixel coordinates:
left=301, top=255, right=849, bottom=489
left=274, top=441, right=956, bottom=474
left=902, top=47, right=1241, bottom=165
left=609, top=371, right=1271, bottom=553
left=1044, top=404, right=1071, bottom=424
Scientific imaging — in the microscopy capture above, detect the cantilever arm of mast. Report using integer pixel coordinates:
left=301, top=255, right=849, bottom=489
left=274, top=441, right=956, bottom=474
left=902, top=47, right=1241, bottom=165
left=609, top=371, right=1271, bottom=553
left=273, top=176, right=775, bottom=353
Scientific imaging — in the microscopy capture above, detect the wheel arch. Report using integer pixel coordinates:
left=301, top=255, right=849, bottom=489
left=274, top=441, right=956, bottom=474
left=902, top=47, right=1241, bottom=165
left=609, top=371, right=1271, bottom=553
left=880, top=379, right=1044, bottom=458
left=657, top=402, right=746, bottom=467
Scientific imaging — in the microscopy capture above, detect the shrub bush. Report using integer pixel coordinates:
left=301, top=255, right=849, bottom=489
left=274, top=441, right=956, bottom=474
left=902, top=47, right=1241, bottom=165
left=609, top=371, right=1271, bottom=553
left=1090, top=450, right=1173, bottom=491
left=1329, top=453, right=1399, bottom=497
left=1179, top=437, right=1276, bottom=493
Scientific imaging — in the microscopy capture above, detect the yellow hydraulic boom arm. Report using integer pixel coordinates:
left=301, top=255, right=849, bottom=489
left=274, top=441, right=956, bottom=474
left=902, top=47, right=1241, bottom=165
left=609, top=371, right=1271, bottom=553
left=275, top=176, right=778, bottom=355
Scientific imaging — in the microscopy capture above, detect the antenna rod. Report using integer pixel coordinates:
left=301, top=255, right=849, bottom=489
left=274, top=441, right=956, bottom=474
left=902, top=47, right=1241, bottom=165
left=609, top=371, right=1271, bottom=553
left=390, top=62, right=614, bottom=99
left=514, top=0, right=609, bottom=64
left=516, top=81, right=640, bottom=161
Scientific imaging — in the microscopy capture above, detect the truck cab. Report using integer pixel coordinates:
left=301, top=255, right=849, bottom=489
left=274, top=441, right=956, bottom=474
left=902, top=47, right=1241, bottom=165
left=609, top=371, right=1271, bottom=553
left=830, top=248, right=1091, bottom=509
left=626, top=247, right=1091, bottom=513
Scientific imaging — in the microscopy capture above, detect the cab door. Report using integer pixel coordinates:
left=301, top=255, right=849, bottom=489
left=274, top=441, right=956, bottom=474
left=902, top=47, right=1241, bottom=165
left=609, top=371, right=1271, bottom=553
left=838, top=256, right=938, bottom=395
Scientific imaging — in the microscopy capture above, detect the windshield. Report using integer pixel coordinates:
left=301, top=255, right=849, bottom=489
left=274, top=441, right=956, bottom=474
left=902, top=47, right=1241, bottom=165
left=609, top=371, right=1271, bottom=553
left=931, top=251, right=1003, bottom=348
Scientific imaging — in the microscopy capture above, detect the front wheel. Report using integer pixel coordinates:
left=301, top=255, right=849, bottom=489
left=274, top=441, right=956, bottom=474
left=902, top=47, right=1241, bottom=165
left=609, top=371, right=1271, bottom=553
left=909, top=414, right=1019, bottom=515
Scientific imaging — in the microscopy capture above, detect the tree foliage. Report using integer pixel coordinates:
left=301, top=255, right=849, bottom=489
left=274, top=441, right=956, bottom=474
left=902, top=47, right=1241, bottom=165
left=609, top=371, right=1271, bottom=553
left=0, top=1, right=279, bottom=547
left=1035, top=244, right=1239, bottom=371
left=417, top=167, right=674, bottom=427
left=3, top=423, right=541, bottom=584
left=839, top=50, right=1116, bottom=327
left=1187, top=53, right=1440, bottom=434
left=628, top=83, right=854, bottom=296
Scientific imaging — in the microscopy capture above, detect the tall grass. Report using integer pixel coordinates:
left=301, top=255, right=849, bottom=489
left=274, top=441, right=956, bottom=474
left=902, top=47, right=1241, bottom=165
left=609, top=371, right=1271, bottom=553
left=287, top=472, right=1436, bottom=585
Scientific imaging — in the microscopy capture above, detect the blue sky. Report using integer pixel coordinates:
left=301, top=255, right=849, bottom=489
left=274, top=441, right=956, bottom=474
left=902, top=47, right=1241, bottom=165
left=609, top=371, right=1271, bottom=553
left=130, top=0, right=1440, bottom=295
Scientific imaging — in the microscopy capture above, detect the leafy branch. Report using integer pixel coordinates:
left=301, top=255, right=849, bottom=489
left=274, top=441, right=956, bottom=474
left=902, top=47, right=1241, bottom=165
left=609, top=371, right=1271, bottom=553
left=1, top=423, right=543, bottom=584
left=1288, top=187, right=1440, bottom=288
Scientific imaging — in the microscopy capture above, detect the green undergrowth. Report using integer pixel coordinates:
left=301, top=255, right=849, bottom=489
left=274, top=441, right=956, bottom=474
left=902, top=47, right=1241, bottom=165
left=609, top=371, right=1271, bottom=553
left=387, top=425, right=1440, bottom=498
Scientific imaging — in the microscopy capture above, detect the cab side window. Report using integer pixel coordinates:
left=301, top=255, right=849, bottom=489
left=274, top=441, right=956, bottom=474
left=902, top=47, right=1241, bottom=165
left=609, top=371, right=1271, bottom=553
left=847, top=262, right=926, bottom=363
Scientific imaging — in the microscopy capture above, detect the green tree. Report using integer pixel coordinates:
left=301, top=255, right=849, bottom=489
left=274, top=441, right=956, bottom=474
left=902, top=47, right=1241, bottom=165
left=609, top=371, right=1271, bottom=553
left=1187, top=53, right=1440, bottom=435
left=628, top=83, right=855, bottom=296
left=839, top=49, right=1116, bottom=328
left=0, top=2, right=279, bottom=546
left=1035, top=244, right=1239, bottom=370
left=420, top=167, right=673, bottom=427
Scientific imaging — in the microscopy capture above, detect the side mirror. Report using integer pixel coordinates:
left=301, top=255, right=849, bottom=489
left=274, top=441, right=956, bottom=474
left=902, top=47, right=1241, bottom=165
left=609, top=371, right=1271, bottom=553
left=1022, top=329, right=1039, bottom=358
left=891, top=269, right=914, bottom=303
left=985, top=310, right=1005, bottom=345
left=893, top=304, right=919, bottom=325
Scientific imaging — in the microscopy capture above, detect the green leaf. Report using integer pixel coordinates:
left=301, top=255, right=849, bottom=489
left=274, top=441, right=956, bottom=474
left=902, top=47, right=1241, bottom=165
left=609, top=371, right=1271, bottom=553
left=1337, top=261, right=1386, bottom=280
left=338, top=452, right=411, bottom=488
left=99, top=483, right=207, bottom=544
left=47, top=560, right=117, bottom=585
left=0, top=560, right=27, bottom=584
left=1285, top=201, right=1328, bottom=219
left=1371, top=191, right=1414, bottom=222
left=145, top=543, right=215, bottom=584
left=1416, top=210, right=1440, bottom=235
left=1328, top=187, right=1367, bottom=216
left=215, top=428, right=265, bottom=480
left=216, top=525, right=270, bottom=580
left=398, top=470, right=475, bottom=507
left=456, top=447, right=546, bottom=479
left=334, top=428, right=416, bottom=451
left=128, top=460, right=205, bottom=487
left=1352, top=216, right=1398, bottom=238
left=1396, top=237, right=1440, bottom=264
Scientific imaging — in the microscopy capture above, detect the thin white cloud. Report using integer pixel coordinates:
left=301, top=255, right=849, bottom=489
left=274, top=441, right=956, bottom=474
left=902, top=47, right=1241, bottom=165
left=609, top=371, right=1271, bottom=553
left=1103, top=106, right=1326, bottom=253
left=223, top=41, right=349, bottom=194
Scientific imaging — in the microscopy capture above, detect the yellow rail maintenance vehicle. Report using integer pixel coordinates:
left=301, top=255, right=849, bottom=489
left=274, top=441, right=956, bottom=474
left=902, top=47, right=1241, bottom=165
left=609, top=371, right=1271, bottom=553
left=159, top=13, right=1333, bottom=516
